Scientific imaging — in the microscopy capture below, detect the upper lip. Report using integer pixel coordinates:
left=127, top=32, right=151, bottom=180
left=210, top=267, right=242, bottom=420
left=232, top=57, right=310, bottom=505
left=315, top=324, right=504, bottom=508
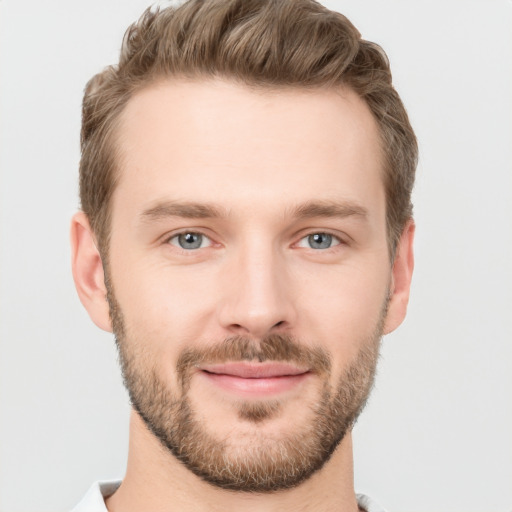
left=199, top=362, right=310, bottom=379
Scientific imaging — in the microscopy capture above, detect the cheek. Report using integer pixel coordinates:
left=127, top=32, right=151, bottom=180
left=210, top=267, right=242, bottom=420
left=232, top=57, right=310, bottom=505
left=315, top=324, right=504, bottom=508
left=109, top=251, right=221, bottom=354
left=295, top=259, right=390, bottom=354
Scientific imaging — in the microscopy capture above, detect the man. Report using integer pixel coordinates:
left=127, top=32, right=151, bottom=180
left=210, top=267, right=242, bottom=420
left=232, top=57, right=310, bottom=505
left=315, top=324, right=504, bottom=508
left=70, top=0, right=417, bottom=510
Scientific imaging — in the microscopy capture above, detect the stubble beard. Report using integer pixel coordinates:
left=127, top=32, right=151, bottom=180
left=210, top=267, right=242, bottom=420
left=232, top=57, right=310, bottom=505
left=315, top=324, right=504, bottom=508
left=107, top=284, right=385, bottom=493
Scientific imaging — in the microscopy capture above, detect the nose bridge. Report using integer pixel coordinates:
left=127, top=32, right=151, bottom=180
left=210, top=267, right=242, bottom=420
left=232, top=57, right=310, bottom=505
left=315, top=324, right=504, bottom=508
left=218, top=233, right=294, bottom=337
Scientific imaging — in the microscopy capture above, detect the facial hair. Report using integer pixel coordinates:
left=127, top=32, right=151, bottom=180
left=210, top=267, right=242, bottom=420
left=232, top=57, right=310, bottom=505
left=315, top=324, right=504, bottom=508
left=107, top=283, right=384, bottom=493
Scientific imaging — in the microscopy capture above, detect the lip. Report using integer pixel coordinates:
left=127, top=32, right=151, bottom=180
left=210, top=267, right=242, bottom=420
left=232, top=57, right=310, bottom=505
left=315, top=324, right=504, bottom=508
left=198, top=362, right=311, bottom=396
left=200, top=362, right=309, bottom=378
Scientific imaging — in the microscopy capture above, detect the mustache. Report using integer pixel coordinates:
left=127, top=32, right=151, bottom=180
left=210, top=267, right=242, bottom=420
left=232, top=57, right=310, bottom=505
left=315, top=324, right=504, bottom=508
left=176, top=334, right=331, bottom=387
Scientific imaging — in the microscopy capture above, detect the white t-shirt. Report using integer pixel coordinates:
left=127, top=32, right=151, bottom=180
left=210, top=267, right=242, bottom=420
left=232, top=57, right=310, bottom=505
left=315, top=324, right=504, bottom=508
left=71, top=481, right=388, bottom=512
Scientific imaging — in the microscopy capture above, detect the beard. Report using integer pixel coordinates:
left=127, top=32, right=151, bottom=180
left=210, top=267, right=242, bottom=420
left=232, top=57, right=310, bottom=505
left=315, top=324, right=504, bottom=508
left=107, top=284, right=385, bottom=493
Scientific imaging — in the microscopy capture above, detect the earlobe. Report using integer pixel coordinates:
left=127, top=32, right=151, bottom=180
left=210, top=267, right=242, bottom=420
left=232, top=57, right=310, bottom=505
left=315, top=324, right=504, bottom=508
left=70, top=212, right=112, bottom=332
left=383, top=220, right=415, bottom=335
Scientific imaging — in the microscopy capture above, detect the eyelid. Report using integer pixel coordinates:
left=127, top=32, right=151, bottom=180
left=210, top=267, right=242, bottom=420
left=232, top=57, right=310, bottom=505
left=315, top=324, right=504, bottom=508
left=160, top=228, right=348, bottom=251
left=297, top=234, right=340, bottom=250
left=293, top=230, right=347, bottom=248
left=163, top=229, right=216, bottom=248
left=171, top=233, right=211, bottom=249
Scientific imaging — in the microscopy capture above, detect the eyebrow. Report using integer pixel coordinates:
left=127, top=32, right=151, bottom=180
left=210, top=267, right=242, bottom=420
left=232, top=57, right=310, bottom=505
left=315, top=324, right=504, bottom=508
left=139, top=199, right=368, bottom=223
left=140, top=201, right=228, bottom=222
left=289, top=200, right=368, bottom=221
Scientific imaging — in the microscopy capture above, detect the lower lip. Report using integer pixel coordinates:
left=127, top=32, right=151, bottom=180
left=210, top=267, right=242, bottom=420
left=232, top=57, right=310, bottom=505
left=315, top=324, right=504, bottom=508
left=200, top=371, right=311, bottom=397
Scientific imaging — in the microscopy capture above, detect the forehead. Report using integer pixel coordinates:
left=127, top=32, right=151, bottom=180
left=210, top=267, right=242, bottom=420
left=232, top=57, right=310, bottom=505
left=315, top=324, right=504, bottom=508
left=113, top=78, right=384, bottom=220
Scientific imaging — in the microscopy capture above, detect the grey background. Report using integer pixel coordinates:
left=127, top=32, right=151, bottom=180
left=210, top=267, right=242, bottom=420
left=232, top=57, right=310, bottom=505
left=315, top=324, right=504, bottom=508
left=1, top=1, right=511, bottom=511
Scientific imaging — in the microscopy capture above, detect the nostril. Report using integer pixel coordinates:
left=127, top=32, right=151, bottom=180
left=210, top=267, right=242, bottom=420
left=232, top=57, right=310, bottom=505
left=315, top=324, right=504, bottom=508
left=229, top=323, right=250, bottom=335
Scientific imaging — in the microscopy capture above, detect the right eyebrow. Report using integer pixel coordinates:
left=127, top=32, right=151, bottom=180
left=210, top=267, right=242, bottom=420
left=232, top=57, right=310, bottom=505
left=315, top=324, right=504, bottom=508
left=139, top=201, right=228, bottom=223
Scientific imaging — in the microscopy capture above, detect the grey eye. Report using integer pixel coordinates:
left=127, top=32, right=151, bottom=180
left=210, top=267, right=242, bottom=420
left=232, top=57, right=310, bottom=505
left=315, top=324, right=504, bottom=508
left=297, top=231, right=342, bottom=250
left=297, top=233, right=340, bottom=250
left=308, top=233, right=333, bottom=249
left=170, top=232, right=209, bottom=250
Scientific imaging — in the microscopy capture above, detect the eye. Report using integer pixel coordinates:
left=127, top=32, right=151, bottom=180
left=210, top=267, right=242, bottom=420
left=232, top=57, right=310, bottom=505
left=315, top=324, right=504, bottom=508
left=168, top=232, right=212, bottom=250
left=297, top=232, right=341, bottom=250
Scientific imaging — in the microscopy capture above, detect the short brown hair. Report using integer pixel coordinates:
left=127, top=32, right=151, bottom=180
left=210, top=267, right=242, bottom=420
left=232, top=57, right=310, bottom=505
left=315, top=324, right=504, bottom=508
left=80, top=0, right=417, bottom=258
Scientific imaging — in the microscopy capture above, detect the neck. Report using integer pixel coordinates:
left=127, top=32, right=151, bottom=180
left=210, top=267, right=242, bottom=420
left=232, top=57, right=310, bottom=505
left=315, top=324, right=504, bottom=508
left=106, top=410, right=360, bottom=512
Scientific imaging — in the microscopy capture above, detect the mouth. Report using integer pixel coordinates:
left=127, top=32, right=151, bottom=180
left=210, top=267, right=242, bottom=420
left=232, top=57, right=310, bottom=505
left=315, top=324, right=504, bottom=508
left=197, top=362, right=312, bottom=397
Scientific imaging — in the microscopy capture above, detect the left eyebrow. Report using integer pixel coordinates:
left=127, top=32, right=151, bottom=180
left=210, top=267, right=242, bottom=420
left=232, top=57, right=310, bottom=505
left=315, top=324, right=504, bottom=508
left=289, top=200, right=369, bottom=221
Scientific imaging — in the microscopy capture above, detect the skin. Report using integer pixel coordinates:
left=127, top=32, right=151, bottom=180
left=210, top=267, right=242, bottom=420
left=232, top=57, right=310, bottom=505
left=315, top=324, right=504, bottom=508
left=71, top=79, right=414, bottom=512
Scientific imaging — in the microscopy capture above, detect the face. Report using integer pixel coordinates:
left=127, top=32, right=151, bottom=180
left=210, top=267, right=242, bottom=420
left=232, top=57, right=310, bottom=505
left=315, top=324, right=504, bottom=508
left=102, top=79, right=396, bottom=491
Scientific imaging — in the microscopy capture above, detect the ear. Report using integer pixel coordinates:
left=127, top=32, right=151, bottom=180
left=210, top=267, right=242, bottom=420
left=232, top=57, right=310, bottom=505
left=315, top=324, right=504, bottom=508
left=383, top=220, right=415, bottom=335
left=70, top=212, right=112, bottom=332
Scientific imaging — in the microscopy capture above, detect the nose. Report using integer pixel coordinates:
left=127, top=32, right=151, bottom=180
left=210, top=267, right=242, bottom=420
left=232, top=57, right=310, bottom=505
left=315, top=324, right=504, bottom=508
left=217, top=242, right=297, bottom=339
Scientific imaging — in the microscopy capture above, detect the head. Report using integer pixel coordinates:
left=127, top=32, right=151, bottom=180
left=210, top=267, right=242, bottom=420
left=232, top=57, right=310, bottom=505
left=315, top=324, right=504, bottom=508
left=72, top=0, right=416, bottom=493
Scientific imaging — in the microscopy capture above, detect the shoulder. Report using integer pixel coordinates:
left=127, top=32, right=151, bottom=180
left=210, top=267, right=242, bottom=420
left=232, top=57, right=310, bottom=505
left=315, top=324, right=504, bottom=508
left=356, top=493, right=388, bottom=512
left=70, top=481, right=121, bottom=512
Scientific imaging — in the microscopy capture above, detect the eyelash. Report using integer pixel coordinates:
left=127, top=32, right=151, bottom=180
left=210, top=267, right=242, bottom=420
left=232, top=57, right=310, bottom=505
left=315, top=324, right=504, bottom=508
left=295, top=232, right=344, bottom=250
left=166, top=231, right=214, bottom=251
left=164, top=230, right=346, bottom=252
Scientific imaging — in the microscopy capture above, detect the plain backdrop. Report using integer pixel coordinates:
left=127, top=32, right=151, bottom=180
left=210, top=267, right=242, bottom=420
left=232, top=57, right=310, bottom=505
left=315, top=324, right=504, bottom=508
left=1, top=1, right=511, bottom=511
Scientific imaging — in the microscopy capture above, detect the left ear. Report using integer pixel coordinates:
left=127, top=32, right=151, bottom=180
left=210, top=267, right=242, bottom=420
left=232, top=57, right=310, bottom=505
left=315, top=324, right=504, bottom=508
left=383, top=220, right=415, bottom=335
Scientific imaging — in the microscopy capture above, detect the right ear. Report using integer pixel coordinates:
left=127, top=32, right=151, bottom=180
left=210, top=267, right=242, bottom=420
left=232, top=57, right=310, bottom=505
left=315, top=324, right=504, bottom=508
left=70, top=212, right=112, bottom=332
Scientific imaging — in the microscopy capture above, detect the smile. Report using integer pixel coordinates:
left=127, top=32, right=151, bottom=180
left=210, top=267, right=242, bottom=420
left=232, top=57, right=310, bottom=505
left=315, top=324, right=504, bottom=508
left=197, top=362, right=312, bottom=397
